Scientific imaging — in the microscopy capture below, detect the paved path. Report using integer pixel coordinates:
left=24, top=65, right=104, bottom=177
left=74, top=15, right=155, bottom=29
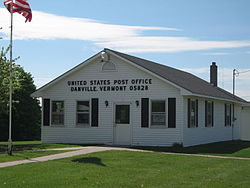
left=0, top=147, right=85, bottom=154
left=1, top=146, right=250, bottom=168
left=0, top=147, right=139, bottom=168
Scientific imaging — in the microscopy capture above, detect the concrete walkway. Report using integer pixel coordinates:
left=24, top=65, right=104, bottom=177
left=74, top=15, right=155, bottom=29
left=1, top=146, right=250, bottom=168
left=0, top=147, right=140, bottom=168
left=0, top=147, right=85, bottom=154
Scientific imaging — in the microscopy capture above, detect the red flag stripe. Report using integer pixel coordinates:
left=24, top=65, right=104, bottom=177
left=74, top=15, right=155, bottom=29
left=5, top=1, right=31, bottom=11
left=14, top=1, right=30, bottom=9
left=16, top=0, right=29, bottom=6
left=4, top=0, right=29, bottom=6
left=3, top=0, right=32, bottom=22
left=12, top=5, right=31, bottom=12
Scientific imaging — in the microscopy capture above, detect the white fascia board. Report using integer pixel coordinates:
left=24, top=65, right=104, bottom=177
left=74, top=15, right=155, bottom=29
left=31, top=52, right=102, bottom=98
left=180, top=89, right=193, bottom=96
left=107, top=50, right=190, bottom=94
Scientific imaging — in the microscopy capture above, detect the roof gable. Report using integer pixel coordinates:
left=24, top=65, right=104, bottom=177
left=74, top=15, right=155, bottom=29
left=32, top=48, right=247, bottom=103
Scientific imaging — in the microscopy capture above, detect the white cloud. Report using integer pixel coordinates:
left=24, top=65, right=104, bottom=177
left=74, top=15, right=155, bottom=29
left=202, top=52, right=230, bottom=56
left=0, top=9, right=176, bottom=41
left=1, top=8, right=250, bottom=53
left=98, top=37, right=250, bottom=53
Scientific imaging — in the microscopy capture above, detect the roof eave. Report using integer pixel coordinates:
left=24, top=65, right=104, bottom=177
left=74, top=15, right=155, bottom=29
left=183, top=92, right=248, bottom=105
left=243, top=102, right=250, bottom=107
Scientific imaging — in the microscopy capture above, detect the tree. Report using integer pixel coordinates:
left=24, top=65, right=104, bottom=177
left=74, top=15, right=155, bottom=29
left=0, top=47, right=41, bottom=141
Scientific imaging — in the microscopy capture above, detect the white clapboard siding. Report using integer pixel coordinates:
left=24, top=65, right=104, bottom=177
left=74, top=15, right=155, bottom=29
left=132, top=95, right=183, bottom=146
left=241, top=107, right=250, bottom=141
left=40, top=54, right=183, bottom=146
left=182, top=98, right=241, bottom=147
left=39, top=53, right=246, bottom=147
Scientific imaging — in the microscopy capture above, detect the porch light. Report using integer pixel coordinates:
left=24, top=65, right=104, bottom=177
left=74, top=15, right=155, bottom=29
left=105, top=100, right=109, bottom=107
left=136, top=100, right=139, bottom=107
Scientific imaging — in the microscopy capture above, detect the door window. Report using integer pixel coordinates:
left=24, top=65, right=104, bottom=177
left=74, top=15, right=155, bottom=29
left=115, top=105, right=130, bottom=124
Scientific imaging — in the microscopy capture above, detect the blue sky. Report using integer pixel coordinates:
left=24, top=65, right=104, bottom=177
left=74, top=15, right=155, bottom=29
left=1, top=0, right=250, bottom=100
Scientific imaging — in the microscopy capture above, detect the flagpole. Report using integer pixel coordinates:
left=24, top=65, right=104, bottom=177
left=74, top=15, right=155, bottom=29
left=7, top=0, right=14, bottom=156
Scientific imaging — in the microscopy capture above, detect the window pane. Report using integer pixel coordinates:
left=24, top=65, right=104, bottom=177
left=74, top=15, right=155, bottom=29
left=191, top=101, right=196, bottom=113
left=52, top=101, right=64, bottom=113
left=102, top=62, right=116, bottom=71
left=77, top=101, right=89, bottom=112
left=116, top=105, right=130, bottom=124
left=52, top=101, right=64, bottom=125
left=225, top=104, right=231, bottom=126
left=52, top=114, right=64, bottom=124
left=190, top=100, right=196, bottom=127
left=207, top=102, right=213, bottom=126
left=190, top=116, right=195, bottom=126
left=77, top=113, right=89, bottom=124
left=227, top=117, right=230, bottom=125
left=152, top=101, right=165, bottom=112
left=151, top=101, right=166, bottom=126
left=151, top=113, right=165, bottom=125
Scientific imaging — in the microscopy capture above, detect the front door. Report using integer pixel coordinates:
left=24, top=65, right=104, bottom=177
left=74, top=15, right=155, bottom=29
left=114, top=103, right=131, bottom=145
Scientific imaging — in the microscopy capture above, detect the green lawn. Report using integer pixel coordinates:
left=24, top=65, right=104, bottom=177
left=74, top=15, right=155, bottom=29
left=0, top=141, right=82, bottom=152
left=0, top=141, right=82, bottom=163
left=2, top=140, right=250, bottom=158
left=0, top=150, right=76, bottom=163
left=0, top=150, right=250, bottom=188
left=132, top=140, right=250, bottom=158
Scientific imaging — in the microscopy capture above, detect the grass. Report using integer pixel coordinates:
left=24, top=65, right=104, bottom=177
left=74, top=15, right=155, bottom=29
left=1, top=140, right=250, bottom=164
left=0, top=150, right=250, bottom=188
left=0, top=141, right=82, bottom=152
left=131, top=140, right=250, bottom=158
left=0, top=150, right=75, bottom=163
left=0, top=141, right=82, bottom=163
left=2, top=140, right=250, bottom=158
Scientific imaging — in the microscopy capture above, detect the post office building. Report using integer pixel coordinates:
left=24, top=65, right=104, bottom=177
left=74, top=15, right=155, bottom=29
left=32, top=49, right=250, bottom=146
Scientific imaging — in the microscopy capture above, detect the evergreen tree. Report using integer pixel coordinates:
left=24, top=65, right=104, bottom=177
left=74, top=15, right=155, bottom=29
left=0, top=47, right=41, bottom=141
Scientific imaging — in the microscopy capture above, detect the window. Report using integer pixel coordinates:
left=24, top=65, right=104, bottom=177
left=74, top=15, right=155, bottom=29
left=205, top=101, right=214, bottom=127
left=51, top=101, right=64, bottom=125
left=102, top=61, right=116, bottom=71
left=225, top=104, right=231, bottom=126
left=188, top=99, right=198, bottom=128
left=151, top=100, right=166, bottom=126
left=115, top=105, right=130, bottom=124
left=77, top=101, right=90, bottom=125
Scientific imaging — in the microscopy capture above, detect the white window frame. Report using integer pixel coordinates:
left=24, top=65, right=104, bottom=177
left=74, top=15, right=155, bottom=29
left=76, top=100, right=90, bottom=127
left=101, top=61, right=117, bottom=72
left=205, top=101, right=213, bottom=127
left=225, top=103, right=231, bottom=127
left=189, top=99, right=197, bottom=128
left=51, top=100, right=64, bottom=126
left=150, top=100, right=167, bottom=128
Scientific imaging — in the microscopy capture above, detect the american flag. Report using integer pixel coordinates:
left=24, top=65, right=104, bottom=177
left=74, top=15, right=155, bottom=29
left=4, top=0, right=32, bottom=22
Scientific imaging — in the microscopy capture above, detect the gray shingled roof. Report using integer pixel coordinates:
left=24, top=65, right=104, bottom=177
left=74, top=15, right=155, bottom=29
left=107, top=49, right=247, bottom=103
